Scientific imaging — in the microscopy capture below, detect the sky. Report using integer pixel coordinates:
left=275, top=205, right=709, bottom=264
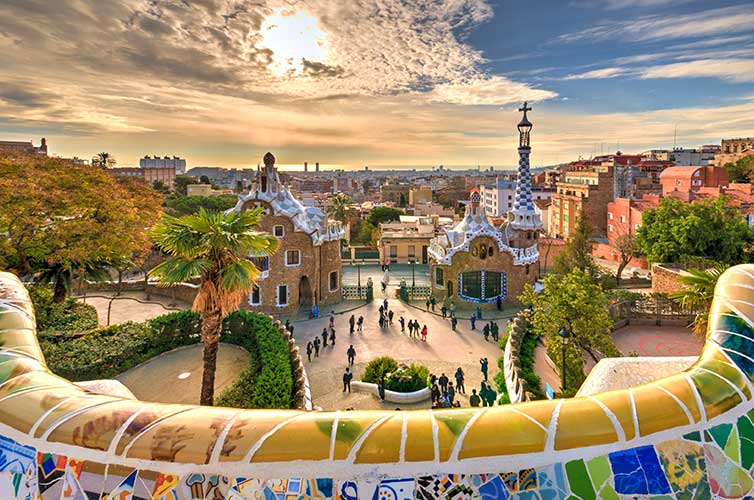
left=1, top=0, right=754, bottom=170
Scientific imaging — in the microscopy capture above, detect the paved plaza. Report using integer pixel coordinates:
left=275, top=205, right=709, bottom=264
left=612, top=324, right=703, bottom=356
left=341, top=263, right=430, bottom=286
left=77, top=291, right=189, bottom=326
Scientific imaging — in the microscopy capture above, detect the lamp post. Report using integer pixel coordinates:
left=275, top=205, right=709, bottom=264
left=411, top=258, right=416, bottom=288
left=558, top=326, right=571, bottom=393
left=357, top=260, right=361, bottom=296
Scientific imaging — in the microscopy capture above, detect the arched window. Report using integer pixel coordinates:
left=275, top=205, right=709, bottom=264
left=489, top=246, right=494, bottom=257
left=479, top=245, right=487, bottom=259
left=435, top=267, right=444, bottom=287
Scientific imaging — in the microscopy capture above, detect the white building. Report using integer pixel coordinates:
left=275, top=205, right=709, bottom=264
left=140, top=155, right=187, bottom=174
left=479, top=178, right=516, bottom=217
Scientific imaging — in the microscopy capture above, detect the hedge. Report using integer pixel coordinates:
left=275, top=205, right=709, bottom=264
left=38, top=307, right=295, bottom=409
left=361, top=356, right=429, bottom=392
left=29, top=285, right=98, bottom=335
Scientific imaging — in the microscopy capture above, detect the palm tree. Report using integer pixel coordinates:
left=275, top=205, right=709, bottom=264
left=327, top=193, right=353, bottom=224
left=92, top=152, right=115, bottom=169
left=670, top=264, right=728, bottom=336
left=149, top=208, right=278, bottom=405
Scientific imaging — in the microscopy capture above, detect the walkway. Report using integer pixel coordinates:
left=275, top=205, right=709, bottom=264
left=116, top=344, right=249, bottom=405
left=612, top=325, right=703, bottom=357
left=341, top=263, right=430, bottom=286
left=77, top=291, right=190, bottom=326
left=293, top=296, right=503, bottom=410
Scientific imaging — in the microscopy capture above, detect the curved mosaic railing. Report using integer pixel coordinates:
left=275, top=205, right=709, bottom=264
left=2, top=267, right=754, bottom=498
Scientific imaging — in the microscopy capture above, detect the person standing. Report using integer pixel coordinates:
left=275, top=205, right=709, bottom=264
left=469, top=389, right=481, bottom=407
left=447, top=382, right=455, bottom=406
left=343, top=367, right=353, bottom=393
left=330, top=310, right=336, bottom=330
left=378, top=374, right=386, bottom=401
left=379, top=304, right=384, bottom=317
left=329, top=327, right=336, bottom=346
left=383, top=298, right=388, bottom=311
left=357, top=316, right=364, bottom=332
left=480, top=382, right=489, bottom=407
left=399, top=316, right=405, bottom=333
left=322, top=328, right=329, bottom=347
left=349, top=314, right=355, bottom=335
left=421, top=324, right=428, bottom=342
left=451, top=316, right=458, bottom=331
left=496, top=295, right=502, bottom=311
left=306, top=341, right=313, bottom=362
left=485, top=385, right=497, bottom=407
left=480, top=357, right=489, bottom=382
left=430, top=296, right=436, bottom=312
left=285, top=319, right=291, bottom=334
left=455, top=367, right=465, bottom=394
left=491, top=321, right=499, bottom=342
left=470, top=313, right=477, bottom=330
left=313, top=337, right=320, bottom=357
left=347, top=344, right=356, bottom=366
left=439, top=373, right=449, bottom=394
left=388, top=310, right=394, bottom=325
left=441, top=305, right=447, bottom=319
left=431, top=384, right=441, bottom=404
left=425, top=298, right=430, bottom=311
left=449, top=302, right=456, bottom=318
left=483, top=323, right=490, bottom=342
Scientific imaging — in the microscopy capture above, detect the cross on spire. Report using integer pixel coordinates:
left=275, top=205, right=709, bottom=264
left=518, top=102, right=532, bottom=114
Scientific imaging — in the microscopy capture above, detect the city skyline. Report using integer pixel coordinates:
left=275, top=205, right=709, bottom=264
left=1, top=0, right=754, bottom=168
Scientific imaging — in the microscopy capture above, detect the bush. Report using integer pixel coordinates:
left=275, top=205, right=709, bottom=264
left=29, top=285, right=98, bottom=335
left=384, top=363, right=428, bottom=392
left=361, top=356, right=399, bottom=384
left=39, top=307, right=295, bottom=409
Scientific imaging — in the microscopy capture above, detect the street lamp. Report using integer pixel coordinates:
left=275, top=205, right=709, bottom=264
left=357, top=260, right=362, bottom=296
left=410, top=258, right=416, bottom=288
left=558, top=326, right=571, bottom=393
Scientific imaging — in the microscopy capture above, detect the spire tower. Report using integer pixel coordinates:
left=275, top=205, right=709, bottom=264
left=510, top=102, right=543, bottom=230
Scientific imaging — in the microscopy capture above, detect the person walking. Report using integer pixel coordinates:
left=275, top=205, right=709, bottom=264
left=441, top=305, right=447, bottom=319
left=469, top=389, right=481, bottom=407
left=439, top=373, right=449, bottom=394
left=483, top=323, right=490, bottom=342
left=388, top=310, right=394, bottom=325
left=447, top=382, right=455, bottom=406
left=378, top=313, right=384, bottom=329
left=451, top=316, right=458, bottom=331
left=357, top=316, right=364, bottom=332
left=470, top=313, right=477, bottom=330
left=425, top=298, right=430, bottom=311
left=306, top=341, right=313, bottom=362
left=329, top=310, right=335, bottom=329
left=454, top=367, right=465, bottom=394
left=379, top=304, right=384, bottom=317
left=349, top=314, right=355, bottom=335
left=480, top=357, right=489, bottom=382
left=409, top=320, right=416, bottom=337
left=430, top=296, right=436, bottom=312
left=480, top=382, right=489, bottom=407
left=496, top=295, right=502, bottom=311
left=491, top=321, right=499, bottom=342
left=322, top=327, right=329, bottom=347
left=329, top=327, right=336, bottom=346
left=421, top=324, right=428, bottom=342
left=313, top=337, right=320, bottom=357
left=383, top=298, right=389, bottom=311
left=347, top=345, right=356, bottom=366
left=449, top=301, right=456, bottom=318
left=399, top=316, right=405, bottom=333
left=485, top=385, right=497, bottom=407
left=343, top=367, right=353, bottom=393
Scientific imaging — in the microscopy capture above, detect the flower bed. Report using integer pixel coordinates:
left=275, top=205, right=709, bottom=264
left=361, top=356, right=429, bottom=393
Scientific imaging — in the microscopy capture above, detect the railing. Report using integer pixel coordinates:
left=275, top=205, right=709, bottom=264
left=342, top=285, right=368, bottom=300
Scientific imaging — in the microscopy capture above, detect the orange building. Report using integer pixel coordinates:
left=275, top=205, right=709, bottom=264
left=659, top=166, right=728, bottom=197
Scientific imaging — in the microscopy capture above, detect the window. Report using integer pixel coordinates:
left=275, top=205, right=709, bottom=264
left=277, top=285, right=288, bottom=306
left=251, top=256, right=269, bottom=272
left=273, top=225, right=285, bottom=237
left=390, top=246, right=397, bottom=258
left=329, top=271, right=339, bottom=292
left=286, top=250, right=301, bottom=266
left=435, top=267, right=444, bottom=286
left=608, top=224, right=614, bottom=232
left=479, top=245, right=487, bottom=259
left=249, top=286, right=261, bottom=306
left=563, top=214, right=569, bottom=222
left=408, top=245, right=416, bottom=258
left=620, top=215, right=626, bottom=223
left=526, top=265, right=530, bottom=275
left=608, top=212, right=613, bottom=220
left=691, top=180, right=702, bottom=186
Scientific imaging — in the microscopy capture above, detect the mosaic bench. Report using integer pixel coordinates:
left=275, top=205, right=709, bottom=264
left=1, top=266, right=754, bottom=499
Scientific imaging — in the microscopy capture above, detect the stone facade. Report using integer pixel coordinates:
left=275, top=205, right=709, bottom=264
left=231, top=153, right=345, bottom=315
left=651, top=263, right=690, bottom=294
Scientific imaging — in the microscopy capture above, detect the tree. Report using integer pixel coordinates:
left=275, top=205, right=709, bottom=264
left=614, top=233, right=640, bottom=286
left=669, top=264, right=728, bottom=336
left=149, top=208, right=278, bottom=405
left=636, top=196, right=754, bottom=265
left=357, top=221, right=376, bottom=244
left=174, top=175, right=199, bottom=196
left=152, top=180, right=170, bottom=194
left=0, top=154, right=162, bottom=301
left=367, top=206, right=404, bottom=226
left=199, top=175, right=211, bottom=185
left=92, top=152, right=116, bottom=169
left=327, top=193, right=353, bottom=224
left=520, top=270, right=619, bottom=390
left=553, top=214, right=599, bottom=279
left=164, top=194, right=238, bottom=217
left=723, top=156, right=754, bottom=183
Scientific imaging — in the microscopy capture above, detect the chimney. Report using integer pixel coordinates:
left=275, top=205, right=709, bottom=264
left=304, top=161, right=308, bottom=172
left=316, top=162, right=320, bottom=172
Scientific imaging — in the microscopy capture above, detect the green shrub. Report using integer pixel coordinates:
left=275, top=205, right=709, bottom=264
left=29, top=285, right=98, bottom=335
left=384, top=363, right=428, bottom=392
left=361, top=356, right=399, bottom=384
left=38, top=306, right=295, bottom=409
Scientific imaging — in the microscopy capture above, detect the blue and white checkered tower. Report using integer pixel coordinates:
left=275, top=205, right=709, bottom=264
left=510, top=102, right=543, bottom=230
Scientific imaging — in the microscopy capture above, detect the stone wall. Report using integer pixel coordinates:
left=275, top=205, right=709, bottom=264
left=652, top=263, right=690, bottom=294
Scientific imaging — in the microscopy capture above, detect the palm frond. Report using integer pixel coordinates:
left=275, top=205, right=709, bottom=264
left=219, top=259, right=260, bottom=293
left=149, top=257, right=212, bottom=284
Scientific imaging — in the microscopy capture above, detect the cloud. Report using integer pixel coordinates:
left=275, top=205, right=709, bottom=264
left=301, top=59, right=346, bottom=78
left=563, top=67, right=627, bottom=80
left=557, top=4, right=754, bottom=44
left=572, top=0, right=693, bottom=10
left=422, top=76, right=558, bottom=106
left=640, top=58, right=754, bottom=83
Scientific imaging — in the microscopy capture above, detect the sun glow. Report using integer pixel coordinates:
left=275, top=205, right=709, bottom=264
left=260, top=8, right=329, bottom=77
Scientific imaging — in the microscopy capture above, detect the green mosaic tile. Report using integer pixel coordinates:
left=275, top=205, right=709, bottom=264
left=586, top=455, right=610, bottom=492
left=709, top=423, right=733, bottom=450
left=683, top=431, right=702, bottom=442
left=565, top=460, right=595, bottom=500
left=737, top=415, right=754, bottom=469
left=724, top=425, right=740, bottom=464
left=594, top=482, right=619, bottom=500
